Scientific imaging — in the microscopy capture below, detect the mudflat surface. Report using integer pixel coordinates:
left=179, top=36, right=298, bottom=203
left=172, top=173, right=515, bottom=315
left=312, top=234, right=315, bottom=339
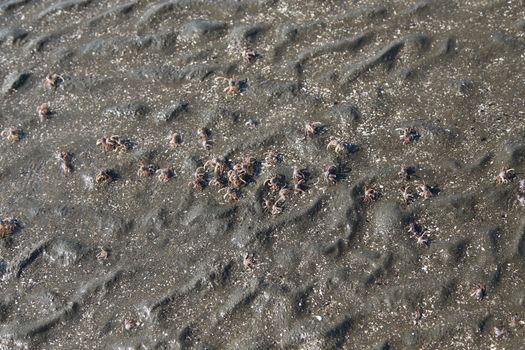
left=1, top=0, right=525, bottom=349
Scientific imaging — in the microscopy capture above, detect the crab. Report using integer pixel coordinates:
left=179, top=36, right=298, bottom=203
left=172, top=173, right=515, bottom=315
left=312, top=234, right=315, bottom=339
left=262, top=197, right=285, bottom=215
left=137, top=160, right=156, bottom=177
left=495, top=167, right=515, bottom=184
left=156, top=166, right=174, bottom=182
left=1, top=128, right=23, bottom=142
left=227, top=170, right=247, bottom=188
left=209, top=176, right=226, bottom=188
left=264, top=151, right=281, bottom=168
left=412, top=307, right=423, bottom=325
left=322, top=165, right=338, bottom=186
left=96, top=247, right=109, bottom=261
left=471, top=284, right=486, bottom=301
left=123, top=319, right=140, bottom=331
left=400, top=186, right=415, bottom=204
left=363, top=185, right=380, bottom=203
left=417, top=182, right=433, bottom=199
left=0, top=217, right=19, bottom=238
left=37, top=103, right=50, bottom=122
left=326, top=137, right=349, bottom=154
left=188, top=167, right=206, bottom=191
left=215, top=76, right=241, bottom=94
left=243, top=253, right=254, bottom=269
left=242, top=47, right=257, bottom=63
left=398, top=164, right=412, bottom=181
left=406, top=221, right=423, bottom=236
left=43, top=73, right=64, bottom=90
left=57, top=151, right=73, bottom=175
left=396, top=128, right=420, bottom=145
left=264, top=175, right=283, bottom=191
left=304, top=122, right=323, bottom=139
left=292, top=167, right=306, bottom=184
left=241, top=156, right=257, bottom=176
left=517, top=195, right=525, bottom=207
left=198, top=127, right=213, bottom=150
left=245, top=119, right=258, bottom=129
left=519, top=179, right=525, bottom=193
left=168, top=132, right=182, bottom=148
left=414, top=233, right=430, bottom=247
left=96, top=169, right=113, bottom=184
left=494, top=326, right=507, bottom=339
left=293, top=180, right=306, bottom=194
left=204, top=157, right=227, bottom=175
left=218, top=186, right=239, bottom=202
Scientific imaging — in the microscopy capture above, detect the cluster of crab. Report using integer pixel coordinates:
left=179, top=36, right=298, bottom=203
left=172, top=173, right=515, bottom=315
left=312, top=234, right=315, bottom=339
left=96, top=135, right=133, bottom=154
left=405, top=219, right=430, bottom=248
left=262, top=167, right=309, bottom=215
left=188, top=156, right=257, bottom=202
left=137, top=160, right=174, bottom=183
left=0, top=217, right=19, bottom=238
left=397, top=164, right=434, bottom=205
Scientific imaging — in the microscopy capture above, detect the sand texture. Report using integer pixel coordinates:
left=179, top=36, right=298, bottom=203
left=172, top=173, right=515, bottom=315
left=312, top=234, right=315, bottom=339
left=1, top=0, right=525, bottom=349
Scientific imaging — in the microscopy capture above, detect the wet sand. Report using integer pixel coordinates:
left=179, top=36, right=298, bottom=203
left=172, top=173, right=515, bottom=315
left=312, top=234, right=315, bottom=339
left=1, top=0, right=525, bottom=349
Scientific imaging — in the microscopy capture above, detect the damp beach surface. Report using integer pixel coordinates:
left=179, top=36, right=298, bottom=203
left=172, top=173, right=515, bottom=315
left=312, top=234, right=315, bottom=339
left=1, top=0, right=525, bottom=349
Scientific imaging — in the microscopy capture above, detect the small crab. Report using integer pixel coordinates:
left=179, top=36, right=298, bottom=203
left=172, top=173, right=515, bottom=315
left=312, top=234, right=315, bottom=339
left=396, top=128, right=420, bottom=145
left=156, top=166, right=174, bottom=182
left=304, top=122, right=323, bottom=139
left=363, top=185, right=380, bottom=203
left=242, top=47, right=257, bottom=63
left=188, top=167, right=206, bottom=191
left=215, top=76, right=241, bottom=94
left=0, top=217, right=19, bottom=238
left=1, top=128, right=23, bottom=142
left=245, top=119, right=258, bottom=129
left=517, top=195, right=525, bottom=207
left=326, top=137, right=349, bottom=154
left=400, top=186, right=415, bottom=204
left=243, top=253, right=254, bottom=269
left=95, top=169, right=113, bottom=184
left=57, top=151, right=73, bottom=175
left=204, top=157, right=227, bottom=175
left=168, top=132, right=182, bottom=148
left=241, top=156, right=257, bottom=176
left=209, top=176, right=226, bottom=188
left=43, top=73, right=63, bottom=90
left=322, top=165, right=338, bottom=186
left=137, top=160, right=156, bottom=177
left=412, top=307, right=423, bottom=325
left=471, top=284, right=486, bottom=301
left=37, top=103, right=50, bottom=122
left=96, top=247, right=109, bottom=261
left=264, top=151, right=281, bottom=168
left=227, top=170, right=248, bottom=188
left=198, top=127, right=213, bottom=150
left=494, top=326, right=507, bottom=339
left=264, top=175, right=283, bottom=191
left=123, top=319, right=140, bottom=331
left=292, top=167, right=307, bottom=184
left=417, top=182, right=433, bottom=199
left=398, top=164, right=412, bottom=181
left=406, top=221, right=423, bottom=236
left=414, top=233, right=430, bottom=247
left=495, top=167, right=515, bottom=184
left=518, top=179, right=525, bottom=193
left=218, top=186, right=239, bottom=202
left=271, top=198, right=285, bottom=215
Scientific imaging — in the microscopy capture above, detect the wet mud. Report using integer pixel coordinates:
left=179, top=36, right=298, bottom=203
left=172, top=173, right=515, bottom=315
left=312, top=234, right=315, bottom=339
left=1, top=0, right=525, bottom=349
